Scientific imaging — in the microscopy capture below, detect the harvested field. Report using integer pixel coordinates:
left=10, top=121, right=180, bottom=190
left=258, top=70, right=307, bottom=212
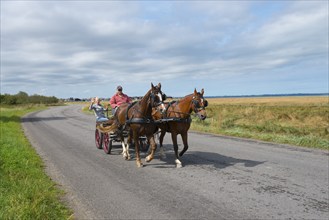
left=191, top=96, right=329, bottom=149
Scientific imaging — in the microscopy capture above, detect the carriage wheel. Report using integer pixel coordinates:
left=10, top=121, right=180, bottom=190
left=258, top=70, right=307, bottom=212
left=95, top=129, right=103, bottom=149
left=139, top=139, right=149, bottom=152
left=103, top=133, right=112, bottom=154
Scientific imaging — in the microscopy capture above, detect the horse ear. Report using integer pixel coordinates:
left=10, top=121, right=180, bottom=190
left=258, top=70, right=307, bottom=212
left=151, top=83, right=154, bottom=88
left=194, top=88, right=197, bottom=95
left=157, top=83, right=161, bottom=89
left=201, top=88, right=204, bottom=95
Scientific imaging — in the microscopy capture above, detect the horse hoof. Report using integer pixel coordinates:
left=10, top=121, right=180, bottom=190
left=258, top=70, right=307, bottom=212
left=176, top=163, right=183, bottom=168
left=137, top=162, right=144, bottom=168
left=175, top=159, right=182, bottom=168
left=145, top=155, right=153, bottom=162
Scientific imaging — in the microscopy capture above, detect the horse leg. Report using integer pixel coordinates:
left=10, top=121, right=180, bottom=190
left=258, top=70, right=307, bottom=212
left=171, top=132, right=182, bottom=168
left=126, top=134, right=131, bottom=160
left=159, top=130, right=166, bottom=159
left=125, top=135, right=131, bottom=160
left=179, top=132, right=188, bottom=157
left=145, top=135, right=157, bottom=163
left=133, top=131, right=143, bottom=167
left=121, top=135, right=130, bottom=160
left=120, top=135, right=128, bottom=159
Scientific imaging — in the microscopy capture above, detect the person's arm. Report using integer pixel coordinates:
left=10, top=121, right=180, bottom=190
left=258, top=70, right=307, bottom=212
left=103, top=103, right=108, bottom=111
left=89, top=98, right=95, bottom=110
left=127, top=95, right=132, bottom=103
left=110, top=95, right=117, bottom=109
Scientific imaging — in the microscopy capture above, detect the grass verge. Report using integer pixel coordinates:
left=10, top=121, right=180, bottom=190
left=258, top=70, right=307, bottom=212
left=0, top=105, right=72, bottom=219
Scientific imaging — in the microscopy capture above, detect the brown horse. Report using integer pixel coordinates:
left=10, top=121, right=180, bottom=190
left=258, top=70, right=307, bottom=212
left=152, top=88, right=208, bottom=168
left=108, top=83, right=165, bottom=167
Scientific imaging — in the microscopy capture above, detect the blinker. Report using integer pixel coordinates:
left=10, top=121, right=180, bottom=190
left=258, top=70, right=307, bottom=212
left=204, top=99, right=208, bottom=107
left=162, top=93, right=167, bottom=101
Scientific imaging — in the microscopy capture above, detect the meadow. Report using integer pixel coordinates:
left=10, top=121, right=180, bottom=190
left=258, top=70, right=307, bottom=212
left=191, top=96, right=329, bottom=150
left=0, top=105, right=72, bottom=219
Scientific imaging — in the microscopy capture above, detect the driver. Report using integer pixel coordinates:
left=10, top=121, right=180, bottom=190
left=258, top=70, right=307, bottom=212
left=109, top=85, right=132, bottom=115
left=89, top=97, right=109, bottom=123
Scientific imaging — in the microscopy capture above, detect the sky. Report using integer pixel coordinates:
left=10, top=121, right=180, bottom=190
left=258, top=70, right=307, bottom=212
left=1, top=1, right=328, bottom=98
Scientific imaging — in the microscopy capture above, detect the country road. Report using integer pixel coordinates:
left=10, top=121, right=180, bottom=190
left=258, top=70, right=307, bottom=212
left=22, top=105, right=328, bottom=219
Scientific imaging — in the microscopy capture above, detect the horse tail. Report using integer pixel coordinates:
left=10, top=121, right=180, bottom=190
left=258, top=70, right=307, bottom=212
left=97, top=123, right=118, bottom=133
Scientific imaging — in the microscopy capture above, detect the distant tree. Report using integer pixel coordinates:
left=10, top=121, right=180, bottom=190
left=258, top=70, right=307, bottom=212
left=0, top=92, right=59, bottom=105
left=0, top=94, right=5, bottom=103
left=29, top=94, right=43, bottom=104
left=16, top=91, right=29, bottom=104
left=1, top=94, right=17, bottom=104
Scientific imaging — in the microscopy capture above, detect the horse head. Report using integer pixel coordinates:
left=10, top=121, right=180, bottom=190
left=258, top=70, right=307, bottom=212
left=150, top=83, right=166, bottom=112
left=191, top=88, right=208, bottom=120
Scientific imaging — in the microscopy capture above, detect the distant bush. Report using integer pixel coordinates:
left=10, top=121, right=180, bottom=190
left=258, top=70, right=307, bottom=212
left=0, top=91, right=59, bottom=105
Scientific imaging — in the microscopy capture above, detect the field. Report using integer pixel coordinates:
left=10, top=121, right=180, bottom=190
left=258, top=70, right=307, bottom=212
left=190, top=96, right=329, bottom=150
left=0, top=105, right=72, bottom=219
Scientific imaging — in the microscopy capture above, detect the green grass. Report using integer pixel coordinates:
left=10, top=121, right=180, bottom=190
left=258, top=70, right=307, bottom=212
left=191, top=102, right=329, bottom=150
left=0, top=105, right=72, bottom=220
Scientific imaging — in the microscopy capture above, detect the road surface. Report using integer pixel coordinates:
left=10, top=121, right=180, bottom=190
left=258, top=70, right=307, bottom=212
left=22, top=105, right=329, bottom=219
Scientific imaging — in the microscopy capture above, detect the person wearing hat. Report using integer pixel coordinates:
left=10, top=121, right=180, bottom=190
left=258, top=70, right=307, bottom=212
left=109, top=85, right=132, bottom=116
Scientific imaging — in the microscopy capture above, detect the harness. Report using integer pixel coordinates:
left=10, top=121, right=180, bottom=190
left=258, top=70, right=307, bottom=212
left=155, top=117, right=192, bottom=123
left=153, top=96, right=207, bottom=123
left=153, top=101, right=192, bottom=123
left=124, top=102, right=155, bottom=125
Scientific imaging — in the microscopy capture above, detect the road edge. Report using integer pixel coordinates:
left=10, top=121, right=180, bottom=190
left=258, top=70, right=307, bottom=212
left=189, top=130, right=329, bottom=156
left=21, top=110, right=96, bottom=220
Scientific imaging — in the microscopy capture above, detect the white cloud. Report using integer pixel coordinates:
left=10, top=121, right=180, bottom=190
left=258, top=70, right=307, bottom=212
left=1, top=1, right=327, bottom=97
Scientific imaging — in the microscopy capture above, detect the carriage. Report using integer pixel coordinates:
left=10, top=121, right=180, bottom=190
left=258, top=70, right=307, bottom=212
left=94, top=119, right=149, bottom=154
left=91, top=83, right=208, bottom=168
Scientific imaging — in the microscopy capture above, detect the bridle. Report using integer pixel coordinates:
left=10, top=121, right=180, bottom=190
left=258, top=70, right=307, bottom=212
left=191, top=96, right=208, bottom=113
left=125, top=85, right=166, bottom=125
left=151, top=88, right=167, bottom=111
left=130, top=85, right=165, bottom=116
left=150, top=87, right=165, bottom=107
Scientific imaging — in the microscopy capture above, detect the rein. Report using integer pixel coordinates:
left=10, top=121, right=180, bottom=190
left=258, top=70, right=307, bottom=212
left=154, top=117, right=191, bottom=123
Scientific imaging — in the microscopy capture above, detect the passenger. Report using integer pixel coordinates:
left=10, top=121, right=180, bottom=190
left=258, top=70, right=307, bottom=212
left=89, top=97, right=109, bottom=123
left=110, top=85, right=132, bottom=116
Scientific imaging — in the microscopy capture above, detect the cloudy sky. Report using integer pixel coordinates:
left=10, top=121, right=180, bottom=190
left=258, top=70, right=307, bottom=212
left=1, top=1, right=328, bottom=98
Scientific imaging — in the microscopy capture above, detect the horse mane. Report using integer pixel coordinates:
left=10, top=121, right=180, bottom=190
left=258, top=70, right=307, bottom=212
left=177, top=93, right=194, bottom=104
left=183, top=93, right=194, bottom=98
left=137, top=88, right=152, bottom=115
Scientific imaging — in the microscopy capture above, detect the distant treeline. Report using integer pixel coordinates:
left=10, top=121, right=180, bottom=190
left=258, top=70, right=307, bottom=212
left=0, top=91, right=59, bottom=105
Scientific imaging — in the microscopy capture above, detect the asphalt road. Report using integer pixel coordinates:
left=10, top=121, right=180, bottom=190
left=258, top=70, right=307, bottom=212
left=22, top=105, right=329, bottom=219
